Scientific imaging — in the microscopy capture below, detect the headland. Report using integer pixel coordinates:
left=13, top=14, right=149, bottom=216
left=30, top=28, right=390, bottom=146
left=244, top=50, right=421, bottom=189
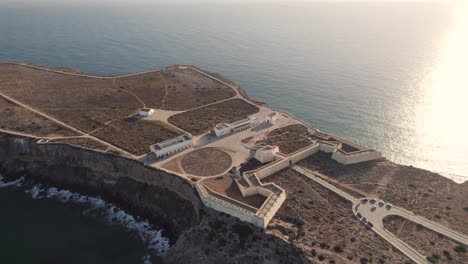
left=0, top=62, right=466, bottom=264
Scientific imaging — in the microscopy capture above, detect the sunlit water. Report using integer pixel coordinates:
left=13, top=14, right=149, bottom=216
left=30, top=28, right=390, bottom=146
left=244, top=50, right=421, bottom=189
left=1, top=2, right=467, bottom=262
left=2, top=2, right=466, bottom=182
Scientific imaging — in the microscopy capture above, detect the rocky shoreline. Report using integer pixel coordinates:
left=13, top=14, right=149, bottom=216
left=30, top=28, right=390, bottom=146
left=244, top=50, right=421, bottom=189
left=0, top=133, right=304, bottom=264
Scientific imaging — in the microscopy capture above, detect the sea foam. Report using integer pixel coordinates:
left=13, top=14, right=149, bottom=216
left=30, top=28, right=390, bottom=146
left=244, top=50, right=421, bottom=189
left=0, top=175, right=170, bottom=259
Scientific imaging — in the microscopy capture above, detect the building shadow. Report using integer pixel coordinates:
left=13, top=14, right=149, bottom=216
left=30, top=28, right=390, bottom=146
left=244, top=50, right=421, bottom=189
left=251, top=122, right=273, bottom=132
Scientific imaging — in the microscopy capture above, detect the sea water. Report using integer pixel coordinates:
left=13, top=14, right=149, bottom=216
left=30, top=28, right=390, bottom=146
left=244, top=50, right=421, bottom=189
left=0, top=2, right=466, bottom=263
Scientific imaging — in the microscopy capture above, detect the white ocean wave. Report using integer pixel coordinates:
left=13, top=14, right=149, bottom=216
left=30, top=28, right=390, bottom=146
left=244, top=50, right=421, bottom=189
left=0, top=175, right=170, bottom=258
left=0, top=175, right=24, bottom=189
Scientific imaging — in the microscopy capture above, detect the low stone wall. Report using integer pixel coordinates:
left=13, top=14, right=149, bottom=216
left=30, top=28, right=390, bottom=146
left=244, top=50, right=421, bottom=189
left=255, top=143, right=320, bottom=180
left=331, top=150, right=382, bottom=165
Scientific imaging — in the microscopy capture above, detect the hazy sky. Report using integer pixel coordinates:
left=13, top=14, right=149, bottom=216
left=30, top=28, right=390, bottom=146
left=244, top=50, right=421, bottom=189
left=0, top=0, right=456, bottom=3
left=0, top=0, right=457, bottom=8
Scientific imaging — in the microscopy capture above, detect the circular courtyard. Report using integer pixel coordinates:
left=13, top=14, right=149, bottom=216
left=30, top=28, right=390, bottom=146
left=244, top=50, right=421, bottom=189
left=181, top=147, right=232, bottom=177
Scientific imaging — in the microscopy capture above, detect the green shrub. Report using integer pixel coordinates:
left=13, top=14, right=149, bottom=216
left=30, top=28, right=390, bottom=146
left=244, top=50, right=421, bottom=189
left=454, top=244, right=466, bottom=253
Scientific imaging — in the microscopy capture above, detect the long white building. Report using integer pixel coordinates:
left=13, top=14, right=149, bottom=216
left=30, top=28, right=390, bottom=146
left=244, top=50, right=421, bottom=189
left=214, top=116, right=258, bottom=137
left=150, top=135, right=193, bottom=158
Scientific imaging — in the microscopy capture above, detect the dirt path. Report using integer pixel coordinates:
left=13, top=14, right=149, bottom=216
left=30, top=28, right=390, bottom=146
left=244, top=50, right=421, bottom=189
left=0, top=91, right=134, bottom=157
left=158, top=72, right=169, bottom=110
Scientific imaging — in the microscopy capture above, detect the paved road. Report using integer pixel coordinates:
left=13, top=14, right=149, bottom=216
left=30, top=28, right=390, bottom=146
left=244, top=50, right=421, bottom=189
left=356, top=198, right=468, bottom=246
left=292, top=165, right=358, bottom=203
left=0, top=92, right=134, bottom=157
left=355, top=199, right=429, bottom=264
left=292, top=165, right=468, bottom=264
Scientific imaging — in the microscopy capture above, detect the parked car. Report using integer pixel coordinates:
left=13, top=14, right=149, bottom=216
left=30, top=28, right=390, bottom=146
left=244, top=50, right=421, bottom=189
left=357, top=213, right=362, bottom=219
left=370, top=206, right=376, bottom=213
left=378, top=201, right=384, bottom=207
left=367, top=222, right=374, bottom=228
left=370, top=199, right=376, bottom=205
left=386, top=204, right=393, bottom=210
left=361, top=199, right=368, bottom=204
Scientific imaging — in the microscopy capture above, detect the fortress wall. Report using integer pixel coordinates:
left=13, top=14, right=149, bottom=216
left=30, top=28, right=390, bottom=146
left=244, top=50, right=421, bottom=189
left=331, top=150, right=382, bottom=165
left=235, top=181, right=272, bottom=198
left=256, top=159, right=290, bottom=180
left=318, top=141, right=339, bottom=153
left=255, top=143, right=320, bottom=180
left=196, top=184, right=264, bottom=228
left=260, top=191, right=286, bottom=228
left=290, top=143, right=320, bottom=163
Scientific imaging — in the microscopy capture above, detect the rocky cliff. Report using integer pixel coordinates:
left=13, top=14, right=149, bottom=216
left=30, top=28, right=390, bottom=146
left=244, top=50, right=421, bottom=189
left=0, top=133, right=304, bottom=264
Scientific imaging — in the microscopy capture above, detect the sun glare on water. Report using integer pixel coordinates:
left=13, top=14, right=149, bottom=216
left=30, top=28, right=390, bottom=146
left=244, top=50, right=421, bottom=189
left=413, top=1, right=468, bottom=181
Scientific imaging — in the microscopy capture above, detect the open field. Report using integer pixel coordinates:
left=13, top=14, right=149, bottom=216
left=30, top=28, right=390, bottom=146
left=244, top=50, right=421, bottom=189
left=266, top=168, right=411, bottom=263
left=168, top=99, right=259, bottom=135
left=159, top=68, right=236, bottom=110
left=203, top=175, right=266, bottom=209
left=298, top=152, right=468, bottom=235
left=91, top=118, right=180, bottom=156
left=0, top=64, right=141, bottom=133
left=0, top=64, right=141, bottom=111
left=383, top=215, right=467, bottom=264
left=0, top=64, right=238, bottom=135
left=0, top=97, right=78, bottom=137
left=115, top=71, right=167, bottom=109
left=45, top=108, right=136, bottom=133
left=255, top=124, right=313, bottom=155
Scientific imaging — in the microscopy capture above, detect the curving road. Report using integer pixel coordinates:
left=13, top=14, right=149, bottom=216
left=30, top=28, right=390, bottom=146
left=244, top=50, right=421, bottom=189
left=292, top=165, right=468, bottom=264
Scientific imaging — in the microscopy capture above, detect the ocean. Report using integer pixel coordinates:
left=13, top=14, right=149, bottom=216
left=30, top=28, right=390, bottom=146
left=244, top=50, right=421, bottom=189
left=0, top=1, right=467, bottom=263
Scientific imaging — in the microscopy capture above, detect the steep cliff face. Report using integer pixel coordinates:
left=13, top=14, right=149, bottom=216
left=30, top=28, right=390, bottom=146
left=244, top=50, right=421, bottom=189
left=0, top=133, right=200, bottom=242
left=0, top=133, right=304, bottom=264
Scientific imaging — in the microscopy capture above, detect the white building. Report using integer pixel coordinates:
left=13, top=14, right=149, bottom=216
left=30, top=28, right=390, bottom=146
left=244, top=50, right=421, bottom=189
left=214, top=116, right=258, bottom=137
left=150, top=134, right=193, bottom=158
left=139, top=108, right=155, bottom=117
left=254, top=145, right=279, bottom=163
left=266, top=112, right=279, bottom=124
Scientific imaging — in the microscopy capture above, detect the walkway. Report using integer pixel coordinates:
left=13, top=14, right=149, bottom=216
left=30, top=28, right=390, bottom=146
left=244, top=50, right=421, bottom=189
left=0, top=91, right=134, bottom=158
left=291, top=165, right=468, bottom=264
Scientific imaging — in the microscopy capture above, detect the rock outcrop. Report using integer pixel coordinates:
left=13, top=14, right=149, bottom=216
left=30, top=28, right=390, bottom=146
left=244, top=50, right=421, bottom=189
left=0, top=133, right=304, bottom=264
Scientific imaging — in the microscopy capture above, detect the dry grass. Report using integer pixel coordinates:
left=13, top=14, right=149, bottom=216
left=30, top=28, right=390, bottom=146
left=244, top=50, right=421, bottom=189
left=91, top=118, right=181, bottom=156
left=383, top=215, right=467, bottom=264
left=116, top=71, right=166, bottom=109
left=46, top=108, right=136, bottom=133
left=0, top=64, right=239, bottom=136
left=0, top=97, right=78, bottom=137
left=266, top=168, right=411, bottom=263
left=168, top=99, right=259, bottom=135
left=0, top=64, right=141, bottom=111
left=159, top=68, right=236, bottom=110
left=298, top=152, right=468, bottom=235
left=256, top=124, right=313, bottom=155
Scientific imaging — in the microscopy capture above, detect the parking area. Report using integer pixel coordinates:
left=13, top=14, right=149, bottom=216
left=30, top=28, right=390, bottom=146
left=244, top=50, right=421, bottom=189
left=354, top=198, right=393, bottom=228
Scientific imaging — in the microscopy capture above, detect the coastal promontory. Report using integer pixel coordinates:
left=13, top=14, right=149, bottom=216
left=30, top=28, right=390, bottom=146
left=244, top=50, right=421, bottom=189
left=0, top=62, right=466, bottom=264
